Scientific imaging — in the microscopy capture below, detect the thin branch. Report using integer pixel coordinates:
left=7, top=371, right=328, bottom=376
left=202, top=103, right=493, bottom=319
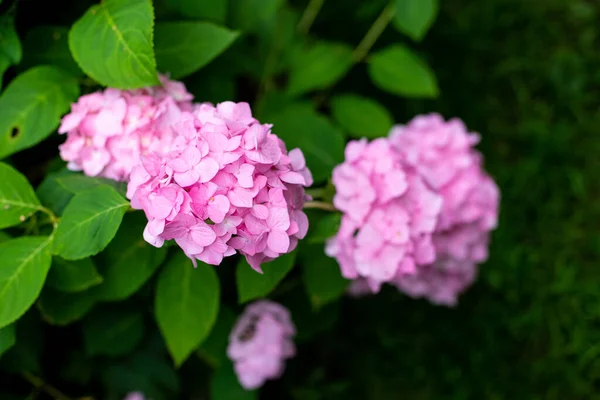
left=22, top=372, right=73, bottom=400
left=303, top=201, right=337, bottom=212
left=297, top=0, right=326, bottom=35
left=352, top=2, right=397, bottom=63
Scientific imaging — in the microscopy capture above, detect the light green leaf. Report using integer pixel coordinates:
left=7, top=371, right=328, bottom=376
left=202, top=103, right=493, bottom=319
left=0, top=66, right=79, bottom=159
left=69, top=0, right=159, bottom=88
left=0, top=14, right=22, bottom=88
left=368, top=45, right=439, bottom=98
left=393, top=0, right=439, bottom=41
left=53, top=185, right=129, bottom=260
left=38, top=287, right=97, bottom=325
left=83, top=309, right=144, bottom=356
left=267, top=105, right=345, bottom=183
left=46, top=257, right=103, bottom=293
left=236, top=252, right=296, bottom=304
left=331, top=94, right=394, bottom=139
left=94, top=212, right=167, bottom=301
left=155, top=22, right=239, bottom=79
left=287, top=41, right=354, bottom=96
left=0, top=162, right=41, bottom=229
left=211, top=361, right=257, bottom=400
left=299, top=243, right=348, bottom=308
left=155, top=252, right=220, bottom=366
left=21, top=26, right=83, bottom=76
left=0, top=324, right=15, bottom=357
left=0, top=236, right=53, bottom=329
left=166, top=0, right=227, bottom=23
left=197, top=306, right=236, bottom=368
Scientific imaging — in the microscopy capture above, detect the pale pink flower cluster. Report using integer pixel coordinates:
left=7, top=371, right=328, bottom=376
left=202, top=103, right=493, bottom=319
left=227, top=300, right=295, bottom=390
left=325, top=138, right=443, bottom=292
left=389, top=114, right=499, bottom=306
left=328, top=114, right=499, bottom=305
left=123, top=393, right=144, bottom=400
left=127, top=101, right=312, bottom=269
left=58, top=76, right=193, bottom=181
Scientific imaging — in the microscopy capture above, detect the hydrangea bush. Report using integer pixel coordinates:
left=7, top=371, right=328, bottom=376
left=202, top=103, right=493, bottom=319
left=0, top=0, right=501, bottom=398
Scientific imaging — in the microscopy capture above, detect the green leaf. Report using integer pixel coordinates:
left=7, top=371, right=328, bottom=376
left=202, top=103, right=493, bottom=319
left=211, top=361, right=257, bottom=400
left=0, top=162, right=41, bottom=229
left=0, top=312, right=43, bottom=374
left=236, top=251, right=296, bottom=304
left=330, top=94, right=394, bottom=139
left=154, top=22, right=239, bottom=79
left=287, top=41, right=354, bottom=96
left=299, top=243, right=348, bottom=308
left=0, top=66, right=80, bottom=159
left=197, top=306, right=236, bottom=368
left=267, top=105, right=345, bottom=183
left=83, top=309, right=144, bottom=356
left=0, top=14, right=22, bottom=88
left=38, top=287, right=97, bottom=325
left=21, top=26, right=83, bottom=76
left=46, top=257, right=103, bottom=293
left=37, top=171, right=125, bottom=216
left=0, top=231, right=10, bottom=243
left=94, top=212, right=167, bottom=301
left=393, top=0, right=439, bottom=41
left=53, top=185, right=129, bottom=260
left=0, top=236, right=53, bottom=329
left=155, top=252, right=220, bottom=366
left=368, top=45, right=439, bottom=98
left=0, top=324, right=15, bottom=357
left=69, top=0, right=159, bottom=89
left=166, top=0, right=227, bottom=23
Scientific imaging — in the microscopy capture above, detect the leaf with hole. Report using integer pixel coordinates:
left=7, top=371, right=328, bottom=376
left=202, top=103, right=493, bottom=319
left=0, top=66, right=79, bottom=159
left=236, top=251, right=296, bottom=304
left=69, top=0, right=159, bottom=88
left=155, top=22, right=239, bottom=79
left=53, top=185, right=129, bottom=260
left=155, top=252, right=220, bottom=366
left=0, top=162, right=41, bottom=229
left=0, top=236, right=53, bottom=329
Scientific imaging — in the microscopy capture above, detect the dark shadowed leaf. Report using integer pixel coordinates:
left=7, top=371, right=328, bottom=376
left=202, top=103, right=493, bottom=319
left=236, top=252, right=296, bottom=304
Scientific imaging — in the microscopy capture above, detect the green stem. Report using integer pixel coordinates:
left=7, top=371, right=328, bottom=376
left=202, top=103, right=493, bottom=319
left=39, top=206, right=59, bottom=231
left=22, top=372, right=73, bottom=400
left=352, top=2, right=397, bottom=63
left=297, top=0, right=326, bottom=34
left=303, top=200, right=337, bottom=212
left=305, top=187, right=325, bottom=199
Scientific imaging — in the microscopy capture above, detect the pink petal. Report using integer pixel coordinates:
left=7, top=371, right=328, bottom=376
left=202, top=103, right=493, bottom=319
left=288, top=148, right=306, bottom=170
left=190, top=223, right=217, bottom=246
left=207, top=194, right=230, bottom=223
left=267, top=207, right=290, bottom=231
left=196, top=157, right=219, bottom=183
left=174, top=169, right=200, bottom=187
left=244, top=215, right=268, bottom=235
left=279, top=171, right=306, bottom=185
left=267, top=230, right=290, bottom=254
left=251, top=204, right=269, bottom=219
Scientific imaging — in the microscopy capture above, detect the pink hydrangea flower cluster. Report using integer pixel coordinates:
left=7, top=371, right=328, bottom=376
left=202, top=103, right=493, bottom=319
left=58, top=75, right=193, bottom=181
left=388, top=114, right=500, bottom=306
left=328, top=114, right=499, bottom=305
left=325, top=138, right=443, bottom=292
left=227, top=300, right=295, bottom=390
left=127, top=101, right=312, bottom=269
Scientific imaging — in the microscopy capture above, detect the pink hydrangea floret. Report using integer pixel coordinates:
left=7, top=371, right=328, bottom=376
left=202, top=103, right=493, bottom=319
left=58, top=75, right=193, bottom=181
left=388, top=113, right=500, bottom=306
left=127, top=101, right=312, bottom=269
left=227, top=300, right=296, bottom=390
left=325, top=137, right=443, bottom=293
